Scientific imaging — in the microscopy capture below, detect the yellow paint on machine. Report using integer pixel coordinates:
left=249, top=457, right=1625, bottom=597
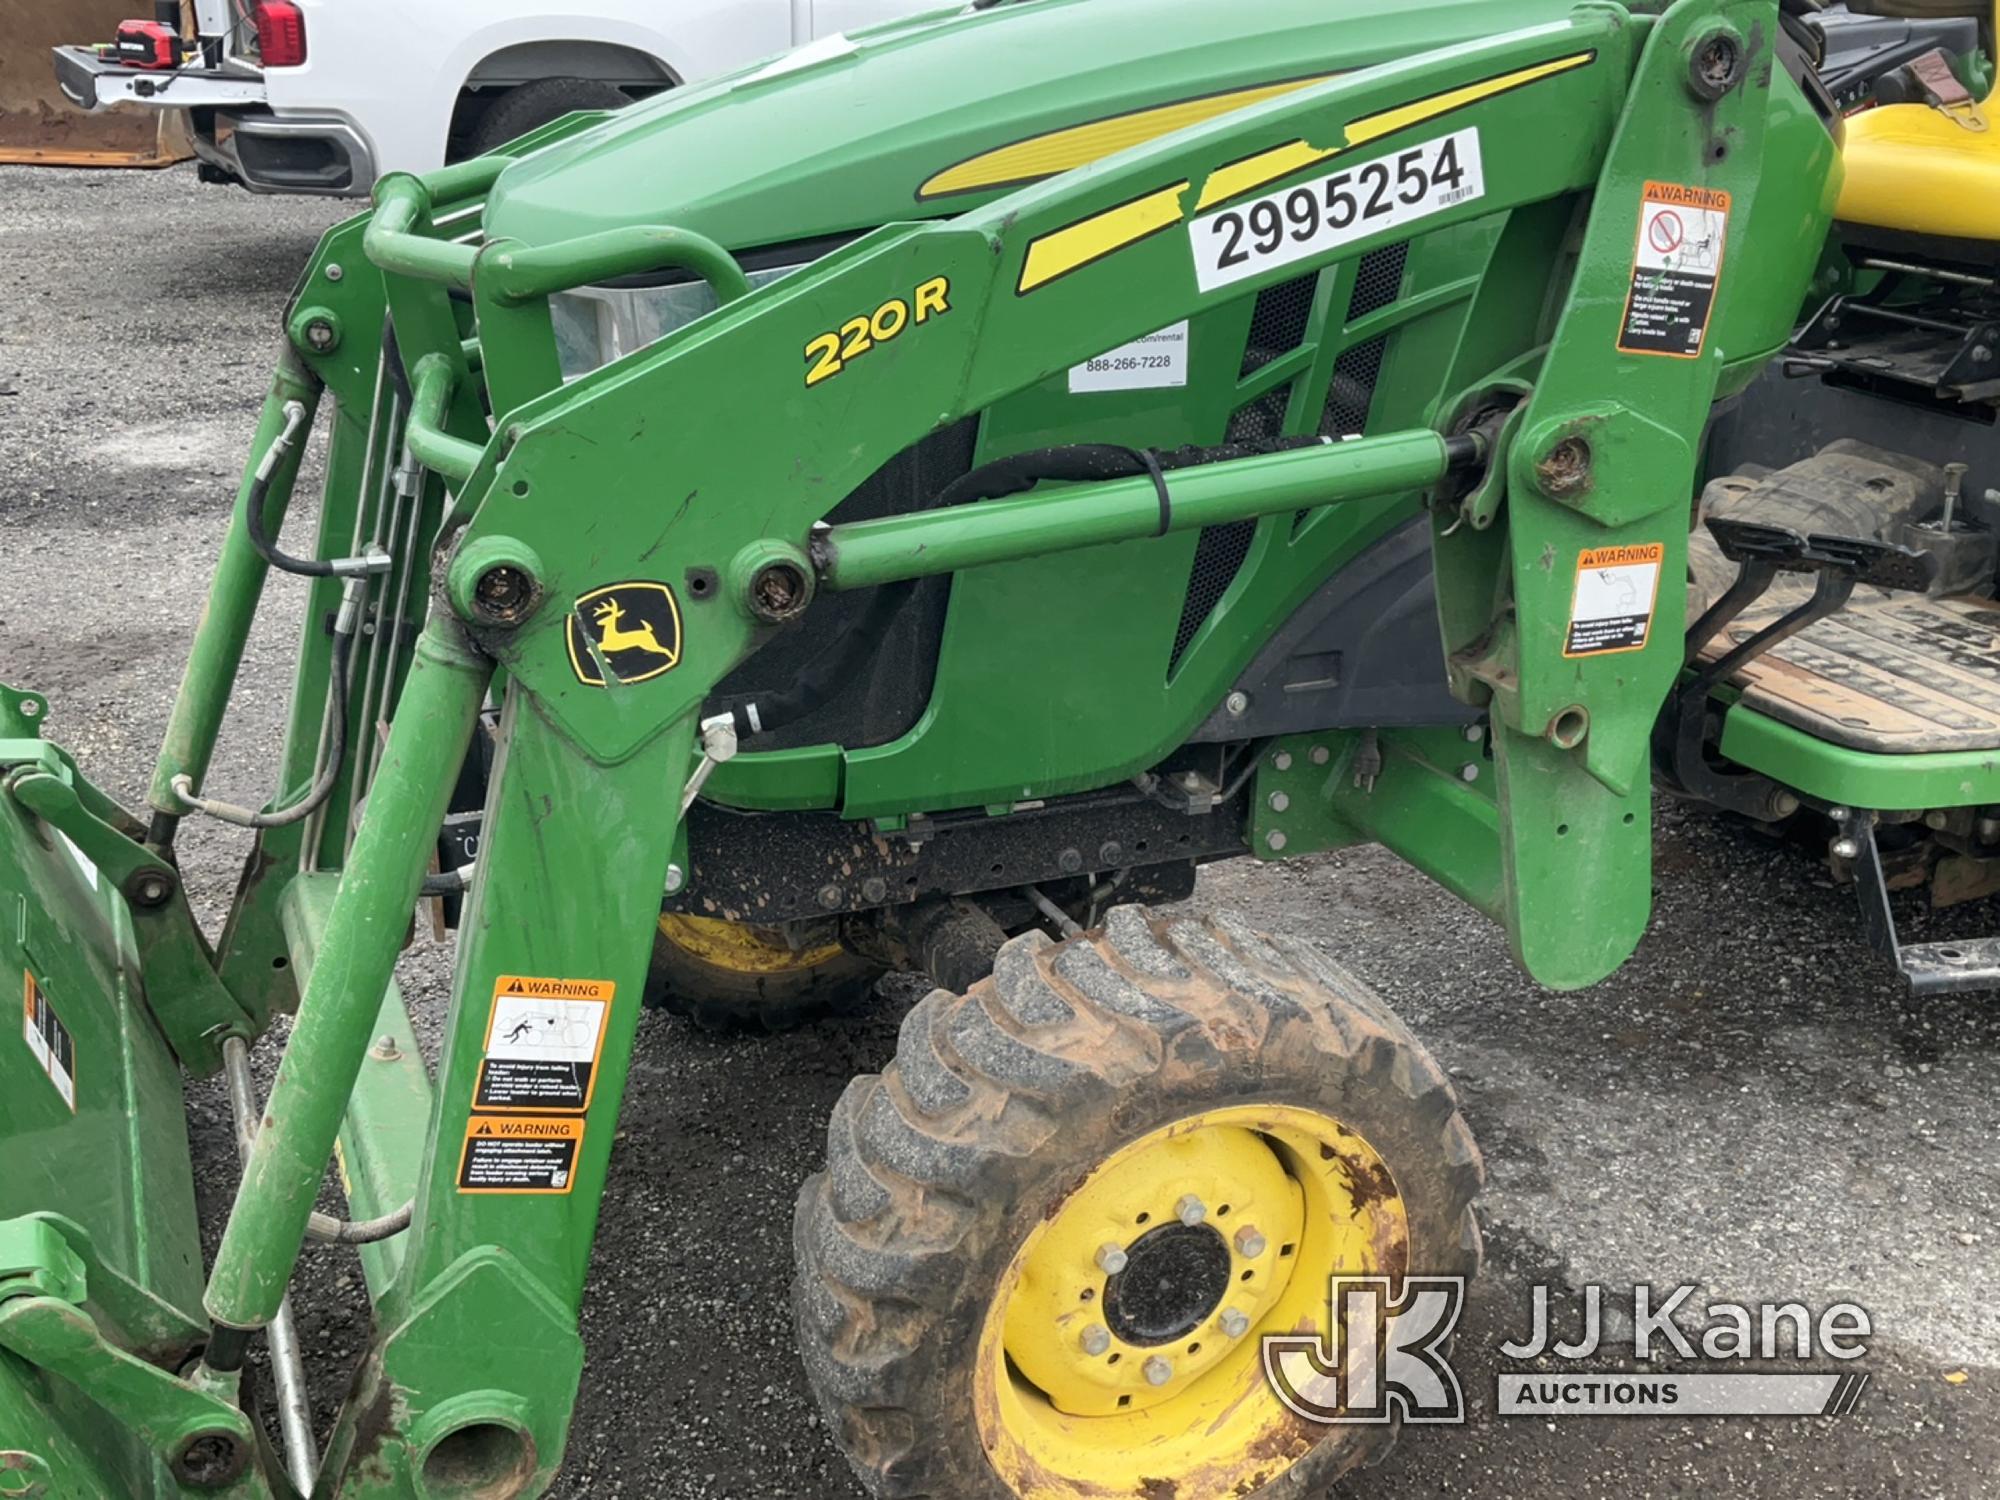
left=1017, top=182, right=1190, bottom=292
left=919, top=74, right=1340, bottom=200
left=1011, top=50, right=1599, bottom=295
left=1195, top=50, right=1597, bottom=210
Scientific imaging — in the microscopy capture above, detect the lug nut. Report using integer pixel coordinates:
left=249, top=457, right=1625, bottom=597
left=1272, top=751, right=1293, bottom=771
left=1175, top=1194, right=1207, bottom=1227
left=1459, top=763, right=1480, bottom=783
left=1225, top=691, right=1250, bottom=716
left=1267, top=791, right=1290, bottom=813
left=817, top=883, right=843, bottom=911
left=663, top=862, right=686, bottom=895
left=1310, top=745, right=1330, bottom=765
left=1832, top=837, right=1860, bottom=861
left=1080, top=1324, right=1112, bottom=1357
left=1266, top=830, right=1287, bottom=852
left=1096, top=1243, right=1129, bottom=1275
left=1220, top=1307, right=1251, bottom=1339
left=1233, top=1225, right=1267, bottom=1258
left=1144, top=1356, right=1174, bottom=1387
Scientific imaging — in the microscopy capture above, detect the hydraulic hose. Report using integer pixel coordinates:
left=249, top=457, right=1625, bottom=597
left=172, top=590, right=358, bottom=829
left=715, top=437, right=1329, bottom=743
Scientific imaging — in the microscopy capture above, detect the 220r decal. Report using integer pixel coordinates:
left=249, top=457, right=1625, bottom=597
left=804, top=276, right=952, bottom=387
left=1190, top=127, right=1486, bottom=292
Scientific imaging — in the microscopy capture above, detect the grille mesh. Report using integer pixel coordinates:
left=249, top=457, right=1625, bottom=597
left=1347, top=241, right=1409, bottom=320
left=1225, top=380, right=1294, bottom=444
left=1168, top=520, right=1258, bottom=674
left=1239, top=272, right=1318, bottom=376
left=1173, top=240, right=1412, bottom=670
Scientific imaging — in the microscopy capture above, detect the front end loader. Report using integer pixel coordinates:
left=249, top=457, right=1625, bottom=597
left=11, top=0, right=1945, bottom=1493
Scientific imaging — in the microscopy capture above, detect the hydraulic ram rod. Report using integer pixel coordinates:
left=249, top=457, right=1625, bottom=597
left=204, top=617, right=493, bottom=1334
left=816, top=428, right=1471, bottom=592
left=221, top=1038, right=320, bottom=1496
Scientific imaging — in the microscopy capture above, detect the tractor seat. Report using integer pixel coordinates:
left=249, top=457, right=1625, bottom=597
left=1839, top=100, right=2000, bottom=240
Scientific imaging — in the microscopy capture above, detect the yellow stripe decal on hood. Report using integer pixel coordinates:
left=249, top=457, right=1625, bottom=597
left=1014, top=50, right=1597, bottom=294
left=1195, top=51, right=1597, bottom=210
left=920, top=75, right=1340, bottom=201
left=1017, top=182, right=1190, bottom=293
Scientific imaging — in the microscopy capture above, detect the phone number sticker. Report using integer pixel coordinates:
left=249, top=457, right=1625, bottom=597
left=1190, top=127, right=1485, bottom=292
left=1069, top=321, right=1189, bottom=393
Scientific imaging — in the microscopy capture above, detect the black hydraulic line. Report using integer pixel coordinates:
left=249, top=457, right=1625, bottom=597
left=244, top=443, right=338, bottom=578
left=713, top=578, right=916, bottom=740
left=714, top=434, right=1388, bottom=746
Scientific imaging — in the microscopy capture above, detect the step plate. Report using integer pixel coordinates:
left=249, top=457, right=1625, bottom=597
left=1701, top=591, right=2000, bottom=753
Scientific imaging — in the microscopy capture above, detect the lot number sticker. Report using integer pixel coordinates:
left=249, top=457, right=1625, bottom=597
left=22, top=970, right=76, bottom=1111
left=1190, top=128, right=1485, bottom=292
left=473, top=974, right=614, bottom=1113
left=1070, top=321, right=1190, bottom=392
left=1618, top=182, right=1730, bottom=358
left=458, top=1115, right=585, bottom=1194
left=1565, top=543, right=1665, bottom=657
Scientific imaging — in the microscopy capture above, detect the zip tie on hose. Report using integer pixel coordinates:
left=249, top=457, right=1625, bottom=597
left=244, top=400, right=394, bottom=580
left=172, top=577, right=366, bottom=828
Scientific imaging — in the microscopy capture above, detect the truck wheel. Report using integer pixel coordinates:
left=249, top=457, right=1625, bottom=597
left=793, top=906, right=1483, bottom=1499
left=467, top=76, right=632, bottom=158
left=646, top=914, right=883, bottom=1031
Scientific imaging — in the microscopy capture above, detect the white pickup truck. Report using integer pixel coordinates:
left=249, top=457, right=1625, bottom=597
left=53, top=0, right=936, bottom=195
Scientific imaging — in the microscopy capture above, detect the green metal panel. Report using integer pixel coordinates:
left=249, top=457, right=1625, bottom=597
left=1720, top=702, right=2000, bottom=810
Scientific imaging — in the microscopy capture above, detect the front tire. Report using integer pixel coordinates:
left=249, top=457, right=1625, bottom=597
left=793, top=906, right=1483, bottom=1499
left=466, top=76, right=633, bottom=158
left=645, top=914, right=883, bottom=1032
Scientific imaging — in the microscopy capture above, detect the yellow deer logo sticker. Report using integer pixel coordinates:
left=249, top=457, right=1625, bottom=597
left=566, top=581, right=682, bottom=686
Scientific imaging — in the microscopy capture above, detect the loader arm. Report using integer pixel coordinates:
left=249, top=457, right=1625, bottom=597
left=0, top=2, right=1838, bottom=1495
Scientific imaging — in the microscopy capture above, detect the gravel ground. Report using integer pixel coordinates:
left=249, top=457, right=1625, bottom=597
left=2, top=163, right=1996, bottom=1498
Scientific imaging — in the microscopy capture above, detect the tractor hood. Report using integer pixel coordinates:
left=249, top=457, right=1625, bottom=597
left=481, top=0, right=1584, bottom=255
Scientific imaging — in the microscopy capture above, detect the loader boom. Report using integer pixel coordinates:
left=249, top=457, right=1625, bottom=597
left=0, top=2, right=1838, bottom=1494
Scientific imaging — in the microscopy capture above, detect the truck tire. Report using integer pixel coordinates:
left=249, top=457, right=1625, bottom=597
left=467, top=76, right=632, bottom=158
left=793, top=906, right=1483, bottom=1499
left=645, top=914, right=883, bottom=1032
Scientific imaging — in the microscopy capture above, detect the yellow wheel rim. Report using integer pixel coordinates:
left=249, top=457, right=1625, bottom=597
left=655, top=914, right=844, bottom=976
left=976, top=1104, right=1407, bottom=1498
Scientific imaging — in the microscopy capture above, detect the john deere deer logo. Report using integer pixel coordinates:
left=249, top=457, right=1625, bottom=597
left=566, top=581, right=682, bottom=686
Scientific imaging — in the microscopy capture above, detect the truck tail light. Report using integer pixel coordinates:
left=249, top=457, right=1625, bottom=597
left=253, top=1, right=306, bottom=67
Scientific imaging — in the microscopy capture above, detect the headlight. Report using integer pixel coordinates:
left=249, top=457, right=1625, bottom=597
left=550, top=263, right=801, bottom=381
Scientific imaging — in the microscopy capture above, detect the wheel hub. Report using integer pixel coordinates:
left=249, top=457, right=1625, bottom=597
left=981, top=1104, right=1412, bottom=1496
left=1103, top=1223, right=1232, bottom=1346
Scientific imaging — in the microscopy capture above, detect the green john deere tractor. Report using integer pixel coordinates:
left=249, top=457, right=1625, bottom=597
left=7, top=0, right=2000, bottom=1494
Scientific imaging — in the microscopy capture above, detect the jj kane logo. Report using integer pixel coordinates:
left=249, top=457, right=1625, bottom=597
left=1262, top=1279, right=1874, bottom=1424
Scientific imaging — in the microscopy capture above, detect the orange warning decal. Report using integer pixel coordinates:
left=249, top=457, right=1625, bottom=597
left=1618, top=181, right=1730, bottom=359
left=1564, top=542, right=1666, bottom=658
left=492, top=974, right=615, bottom=1001
left=456, top=1114, right=585, bottom=1194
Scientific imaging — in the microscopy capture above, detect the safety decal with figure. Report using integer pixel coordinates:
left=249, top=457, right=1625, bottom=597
left=472, top=974, right=615, bottom=1113
left=1618, top=180, right=1730, bottom=358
